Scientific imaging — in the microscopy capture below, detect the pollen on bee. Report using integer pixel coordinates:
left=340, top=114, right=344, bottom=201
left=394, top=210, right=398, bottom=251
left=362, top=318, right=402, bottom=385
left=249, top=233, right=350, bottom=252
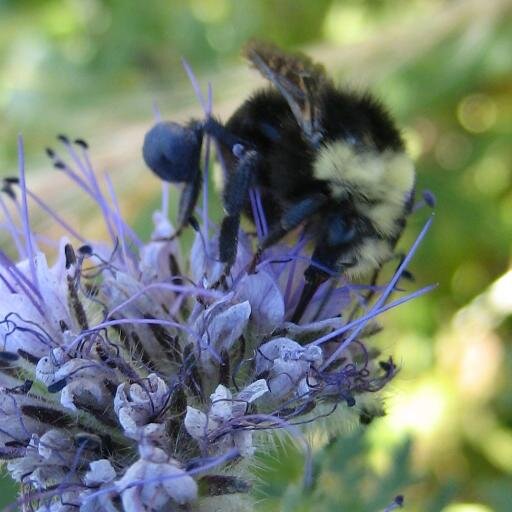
left=314, top=141, right=414, bottom=196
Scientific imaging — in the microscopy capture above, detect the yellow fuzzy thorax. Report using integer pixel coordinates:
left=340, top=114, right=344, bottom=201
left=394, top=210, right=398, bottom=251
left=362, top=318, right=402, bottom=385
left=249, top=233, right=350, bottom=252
left=313, top=141, right=415, bottom=238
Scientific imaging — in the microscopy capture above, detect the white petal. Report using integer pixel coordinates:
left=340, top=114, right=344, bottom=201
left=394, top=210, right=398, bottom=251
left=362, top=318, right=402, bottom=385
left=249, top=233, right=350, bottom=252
left=117, top=451, right=197, bottom=510
left=297, top=376, right=316, bottom=398
left=197, top=301, right=251, bottom=361
left=160, top=464, right=198, bottom=505
left=236, top=271, right=284, bottom=335
left=282, top=317, right=343, bottom=340
left=114, top=375, right=169, bottom=436
left=84, top=459, right=116, bottom=486
left=255, top=337, right=300, bottom=375
left=32, top=251, right=70, bottom=332
left=151, top=210, right=174, bottom=239
left=209, top=385, right=233, bottom=422
left=184, top=406, right=209, bottom=440
left=117, top=407, right=140, bottom=437
left=38, top=430, right=72, bottom=461
left=232, top=379, right=269, bottom=417
left=0, top=294, right=54, bottom=359
left=120, top=486, right=146, bottom=512
left=139, top=212, right=182, bottom=283
left=190, top=231, right=253, bottom=286
left=273, top=358, right=308, bottom=382
left=35, top=354, right=60, bottom=387
left=80, top=490, right=119, bottom=512
left=302, top=345, right=323, bottom=364
left=190, top=232, right=224, bottom=285
left=113, top=382, right=129, bottom=415
left=267, top=358, right=310, bottom=398
left=60, top=375, right=109, bottom=412
left=233, top=430, right=255, bottom=457
left=0, top=390, right=48, bottom=447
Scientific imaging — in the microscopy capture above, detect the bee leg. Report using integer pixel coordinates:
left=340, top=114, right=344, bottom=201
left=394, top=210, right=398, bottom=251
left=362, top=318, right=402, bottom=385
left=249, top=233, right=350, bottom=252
left=291, top=248, right=337, bottom=325
left=219, top=149, right=261, bottom=269
left=173, top=172, right=202, bottom=239
left=291, top=272, right=327, bottom=325
left=248, top=194, right=327, bottom=273
left=292, top=215, right=356, bottom=323
left=219, top=214, right=241, bottom=269
left=202, top=117, right=244, bottom=149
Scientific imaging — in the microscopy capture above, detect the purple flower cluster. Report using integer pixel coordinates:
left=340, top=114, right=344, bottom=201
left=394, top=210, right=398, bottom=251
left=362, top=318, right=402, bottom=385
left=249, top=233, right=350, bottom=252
left=0, top=103, right=432, bottom=511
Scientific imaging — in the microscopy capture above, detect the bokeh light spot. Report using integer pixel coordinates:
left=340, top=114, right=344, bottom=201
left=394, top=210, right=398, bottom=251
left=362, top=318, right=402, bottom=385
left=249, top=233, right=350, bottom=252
left=41, top=2, right=79, bottom=37
left=413, top=116, right=438, bottom=155
left=471, top=156, right=510, bottom=196
left=434, top=132, right=472, bottom=170
left=441, top=504, right=493, bottom=512
left=402, top=127, right=422, bottom=160
left=191, top=0, right=230, bottom=23
left=388, top=381, right=446, bottom=436
left=489, top=270, right=512, bottom=316
left=457, top=93, right=497, bottom=133
left=323, top=4, right=368, bottom=44
left=482, top=426, right=512, bottom=473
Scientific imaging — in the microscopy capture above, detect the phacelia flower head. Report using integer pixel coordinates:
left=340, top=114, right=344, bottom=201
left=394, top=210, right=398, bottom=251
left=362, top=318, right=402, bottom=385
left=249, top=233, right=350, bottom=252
left=0, top=88, right=433, bottom=511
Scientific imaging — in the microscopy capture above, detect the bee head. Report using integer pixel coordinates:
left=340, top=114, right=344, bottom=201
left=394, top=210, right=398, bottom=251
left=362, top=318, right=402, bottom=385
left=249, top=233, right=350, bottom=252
left=143, top=121, right=202, bottom=183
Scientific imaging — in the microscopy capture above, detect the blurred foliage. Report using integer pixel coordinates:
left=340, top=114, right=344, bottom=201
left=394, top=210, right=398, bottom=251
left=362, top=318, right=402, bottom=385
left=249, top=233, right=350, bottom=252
left=1, top=0, right=512, bottom=511
left=252, top=431, right=450, bottom=512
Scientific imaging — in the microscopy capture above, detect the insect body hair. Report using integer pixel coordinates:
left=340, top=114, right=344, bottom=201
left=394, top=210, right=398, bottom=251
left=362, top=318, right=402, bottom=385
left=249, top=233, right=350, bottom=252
left=314, top=141, right=415, bottom=238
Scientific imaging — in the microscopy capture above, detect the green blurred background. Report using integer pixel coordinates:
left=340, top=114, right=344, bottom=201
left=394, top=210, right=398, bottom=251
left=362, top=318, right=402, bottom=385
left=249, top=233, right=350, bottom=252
left=1, top=0, right=511, bottom=510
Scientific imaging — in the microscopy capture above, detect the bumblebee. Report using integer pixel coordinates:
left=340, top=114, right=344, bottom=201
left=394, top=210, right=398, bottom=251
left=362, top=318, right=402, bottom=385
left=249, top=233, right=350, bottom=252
left=143, top=42, right=415, bottom=321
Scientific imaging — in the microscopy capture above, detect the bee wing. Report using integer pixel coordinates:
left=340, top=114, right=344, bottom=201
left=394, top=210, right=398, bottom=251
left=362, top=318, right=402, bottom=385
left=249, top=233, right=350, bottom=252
left=243, top=40, right=327, bottom=146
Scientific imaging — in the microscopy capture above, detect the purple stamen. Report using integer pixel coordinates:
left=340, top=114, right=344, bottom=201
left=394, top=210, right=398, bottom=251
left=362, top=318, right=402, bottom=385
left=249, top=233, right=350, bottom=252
left=104, top=173, right=131, bottom=267
left=152, top=100, right=162, bottom=122
left=50, top=152, right=118, bottom=246
left=0, top=194, right=26, bottom=258
left=24, top=188, right=88, bottom=244
left=181, top=60, right=213, bottom=246
left=17, top=136, right=39, bottom=295
left=161, top=182, right=169, bottom=219
left=311, top=284, right=435, bottom=350
left=0, top=273, right=17, bottom=293
left=2, top=312, right=56, bottom=350
left=254, top=187, right=268, bottom=237
left=0, top=250, right=44, bottom=316
left=283, top=233, right=308, bottom=306
left=74, top=147, right=120, bottom=246
left=65, top=316, right=200, bottom=352
left=182, top=58, right=230, bottom=186
left=56, top=143, right=143, bottom=249
left=201, top=83, right=213, bottom=248
left=181, top=58, right=208, bottom=112
left=71, top=140, right=143, bottom=249
left=154, top=99, right=169, bottom=220
left=105, top=282, right=222, bottom=320
left=318, top=216, right=433, bottom=369
left=249, top=188, right=264, bottom=241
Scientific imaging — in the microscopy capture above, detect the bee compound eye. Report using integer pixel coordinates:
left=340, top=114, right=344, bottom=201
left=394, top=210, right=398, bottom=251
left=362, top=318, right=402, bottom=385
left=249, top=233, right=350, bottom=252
left=142, top=121, right=201, bottom=183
